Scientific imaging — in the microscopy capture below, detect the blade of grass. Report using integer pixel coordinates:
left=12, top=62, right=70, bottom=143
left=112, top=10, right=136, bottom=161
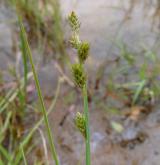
left=115, top=81, right=143, bottom=88
left=13, top=79, right=61, bottom=165
left=20, top=144, right=27, bottom=165
left=19, top=17, right=59, bottom=165
left=23, top=79, right=61, bottom=146
left=0, top=72, right=33, bottom=113
left=0, top=89, right=15, bottom=109
left=0, top=111, right=12, bottom=143
left=132, top=79, right=146, bottom=105
left=13, top=141, right=34, bottom=165
left=20, top=25, right=28, bottom=106
left=0, top=145, right=12, bottom=162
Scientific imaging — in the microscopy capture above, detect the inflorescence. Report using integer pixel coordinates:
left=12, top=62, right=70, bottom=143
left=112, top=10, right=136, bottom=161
left=68, top=11, right=90, bottom=137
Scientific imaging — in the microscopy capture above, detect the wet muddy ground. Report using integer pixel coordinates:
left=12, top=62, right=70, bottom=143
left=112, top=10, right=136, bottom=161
left=1, top=0, right=160, bottom=165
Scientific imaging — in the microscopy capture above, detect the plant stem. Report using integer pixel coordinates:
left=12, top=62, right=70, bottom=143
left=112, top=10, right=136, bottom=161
left=20, top=26, right=28, bottom=103
left=19, top=18, right=59, bottom=165
left=20, top=144, right=27, bottom=165
left=83, top=84, right=91, bottom=165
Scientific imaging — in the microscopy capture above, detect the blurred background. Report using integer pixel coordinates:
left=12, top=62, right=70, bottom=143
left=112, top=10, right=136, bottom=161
left=0, top=0, right=160, bottom=164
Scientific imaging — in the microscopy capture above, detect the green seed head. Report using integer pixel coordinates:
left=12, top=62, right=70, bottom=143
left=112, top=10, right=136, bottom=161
left=70, top=33, right=81, bottom=49
left=72, top=63, right=86, bottom=89
left=75, top=112, right=86, bottom=138
left=78, top=42, right=90, bottom=63
left=68, top=11, right=80, bottom=31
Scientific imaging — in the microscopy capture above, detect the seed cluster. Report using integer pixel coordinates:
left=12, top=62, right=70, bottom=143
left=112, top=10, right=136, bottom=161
left=72, top=64, right=86, bottom=89
left=75, top=112, right=86, bottom=138
left=68, top=11, right=90, bottom=89
left=68, top=11, right=80, bottom=31
left=70, top=33, right=80, bottom=49
left=78, top=42, right=90, bottom=63
left=68, top=11, right=90, bottom=138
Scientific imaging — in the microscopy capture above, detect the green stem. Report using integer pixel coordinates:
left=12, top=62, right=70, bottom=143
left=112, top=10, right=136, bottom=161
left=19, top=18, right=59, bottom=165
left=20, top=144, right=27, bottom=165
left=83, top=84, right=91, bottom=165
left=20, top=26, right=28, bottom=103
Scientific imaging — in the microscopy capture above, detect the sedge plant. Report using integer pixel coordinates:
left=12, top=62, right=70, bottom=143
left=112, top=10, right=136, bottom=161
left=18, top=17, right=59, bottom=165
left=68, top=11, right=91, bottom=165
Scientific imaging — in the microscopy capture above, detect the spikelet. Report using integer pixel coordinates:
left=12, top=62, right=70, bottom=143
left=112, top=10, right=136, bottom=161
left=70, top=33, right=81, bottom=49
left=78, top=42, right=90, bottom=63
left=72, top=64, right=86, bottom=89
left=68, top=11, right=80, bottom=31
left=75, top=112, right=86, bottom=138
